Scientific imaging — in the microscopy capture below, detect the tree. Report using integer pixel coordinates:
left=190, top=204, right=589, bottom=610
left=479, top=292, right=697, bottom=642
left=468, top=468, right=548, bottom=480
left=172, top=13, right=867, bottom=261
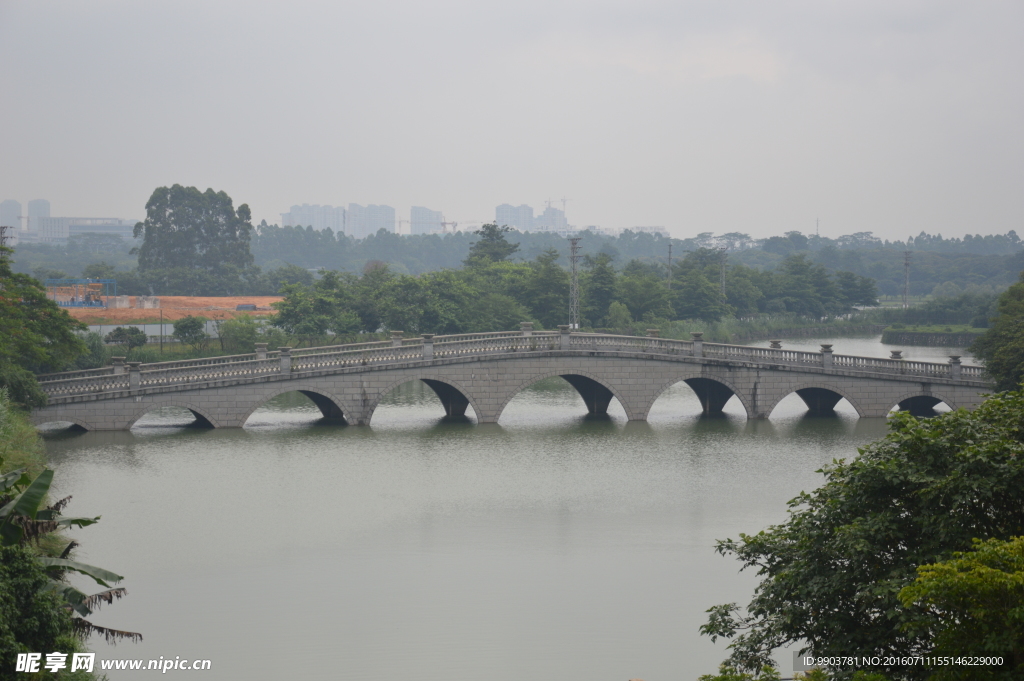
left=133, top=185, right=255, bottom=294
left=970, top=274, right=1024, bottom=391
left=172, top=316, right=209, bottom=352
left=0, top=246, right=87, bottom=407
left=1, top=458, right=141, bottom=647
left=673, top=269, right=728, bottom=321
left=701, top=390, right=1024, bottom=679
left=603, top=301, right=633, bottom=329
left=104, top=326, right=148, bottom=350
left=899, top=536, right=1024, bottom=678
left=520, top=249, right=570, bottom=328
left=581, top=253, right=617, bottom=326
left=82, top=262, right=117, bottom=280
left=464, top=224, right=520, bottom=266
left=272, top=271, right=362, bottom=345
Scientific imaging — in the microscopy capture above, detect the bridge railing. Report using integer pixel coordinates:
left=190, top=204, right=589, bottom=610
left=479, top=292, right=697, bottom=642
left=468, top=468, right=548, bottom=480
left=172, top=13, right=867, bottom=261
left=36, top=366, right=117, bottom=383
left=38, top=374, right=131, bottom=397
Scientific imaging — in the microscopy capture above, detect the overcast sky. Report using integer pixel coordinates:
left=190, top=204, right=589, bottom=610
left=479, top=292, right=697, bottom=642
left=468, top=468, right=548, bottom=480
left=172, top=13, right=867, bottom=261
left=1, top=0, right=1022, bottom=239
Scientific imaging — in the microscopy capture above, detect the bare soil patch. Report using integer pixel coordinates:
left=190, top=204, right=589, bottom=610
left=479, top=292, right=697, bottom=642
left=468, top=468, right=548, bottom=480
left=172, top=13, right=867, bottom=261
left=67, top=296, right=283, bottom=323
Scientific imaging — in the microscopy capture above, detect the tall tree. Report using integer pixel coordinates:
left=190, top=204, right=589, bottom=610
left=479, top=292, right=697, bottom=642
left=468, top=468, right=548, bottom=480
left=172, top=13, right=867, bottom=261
left=971, top=273, right=1024, bottom=391
left=133, top=185, right=255, bottom=292
left=0, top=246, right=86, bottom=407
left=464, top=224, right=520, bottom=266
left=581, top=253, right=617, bottom=326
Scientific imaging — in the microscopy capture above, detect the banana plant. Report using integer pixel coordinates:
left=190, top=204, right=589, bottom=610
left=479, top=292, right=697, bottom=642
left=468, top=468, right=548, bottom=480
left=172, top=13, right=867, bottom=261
left=0, top=462, right=142, bottom=643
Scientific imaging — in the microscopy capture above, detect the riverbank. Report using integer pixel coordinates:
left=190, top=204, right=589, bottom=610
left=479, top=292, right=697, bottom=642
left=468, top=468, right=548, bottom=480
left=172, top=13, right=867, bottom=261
left=880, top=326, right=984, bottom=347
left=597, top=315, right=889, bottom=344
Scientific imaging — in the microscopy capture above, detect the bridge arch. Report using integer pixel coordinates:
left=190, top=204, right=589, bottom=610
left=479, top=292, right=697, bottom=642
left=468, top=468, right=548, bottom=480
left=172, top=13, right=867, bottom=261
left=888, top=389, right=958, bottom=417
left=30, top=413, right=94, bottom=432
left=494, top=370, right=632, bottom=422
left=364, top=374, right=483, bottom=425
left=641, top=372, right=752, bottom=420
left=125, top=400, right=220, bottom=429
left=763, top=382, right=867, bottom=418
left=239, top=385, right=354, bottom=425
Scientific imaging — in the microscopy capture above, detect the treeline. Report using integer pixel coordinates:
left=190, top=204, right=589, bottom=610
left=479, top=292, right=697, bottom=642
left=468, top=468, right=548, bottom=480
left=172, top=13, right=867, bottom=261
left=268, top=225, right=879, bottom=342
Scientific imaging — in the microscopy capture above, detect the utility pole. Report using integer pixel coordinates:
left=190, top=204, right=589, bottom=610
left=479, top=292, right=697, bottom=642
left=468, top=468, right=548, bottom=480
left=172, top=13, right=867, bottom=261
left=568, top=236, right=582, bottom=329
left=0, top=224, right=11, bottom=249
left=903, top=250, right=912, bottom=309
left=667, top=243, right=672, bottom=291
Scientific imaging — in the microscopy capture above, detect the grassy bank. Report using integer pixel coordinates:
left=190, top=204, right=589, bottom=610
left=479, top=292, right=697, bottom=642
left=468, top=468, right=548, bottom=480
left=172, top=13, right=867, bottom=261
left=880, top=325, right=984, bottom=347
left=594, top=314, right=889, bottom=344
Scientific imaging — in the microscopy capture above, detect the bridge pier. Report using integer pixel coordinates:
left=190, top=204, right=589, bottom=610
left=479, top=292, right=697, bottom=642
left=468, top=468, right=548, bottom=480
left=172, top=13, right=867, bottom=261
left=796, top=387, right=844, bottom=415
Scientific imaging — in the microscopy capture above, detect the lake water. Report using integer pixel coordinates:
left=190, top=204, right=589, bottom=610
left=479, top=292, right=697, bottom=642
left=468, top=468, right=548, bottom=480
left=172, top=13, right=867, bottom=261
left=41, top=335, right=977, bottom=680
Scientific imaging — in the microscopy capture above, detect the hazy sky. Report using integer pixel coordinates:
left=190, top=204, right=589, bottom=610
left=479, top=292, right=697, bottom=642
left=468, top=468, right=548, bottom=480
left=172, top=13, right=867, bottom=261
left=2, top=0, right=1022, bottom=239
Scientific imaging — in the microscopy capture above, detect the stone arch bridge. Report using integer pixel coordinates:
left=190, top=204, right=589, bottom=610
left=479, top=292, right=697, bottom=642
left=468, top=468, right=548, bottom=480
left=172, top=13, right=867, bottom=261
left=30, top=326, right=991, bottom=431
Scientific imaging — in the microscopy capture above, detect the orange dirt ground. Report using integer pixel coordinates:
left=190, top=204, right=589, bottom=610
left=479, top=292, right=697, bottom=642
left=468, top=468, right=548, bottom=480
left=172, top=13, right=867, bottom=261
left=66, top=296, right=284, bottom=323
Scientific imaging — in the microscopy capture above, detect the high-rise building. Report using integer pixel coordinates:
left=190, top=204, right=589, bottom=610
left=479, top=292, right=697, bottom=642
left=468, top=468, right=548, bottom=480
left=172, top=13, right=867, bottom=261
left=495, top=204, right=533, bottom=231
left=533, top=206, right=567, bottom=232
left=347, top=204, right=395, bottom=239
left=280, top=204, right=345, bottom=232
left=410, top=206, right=443, bottom=235
left=26, top=199, right=50, bottom=233
left=0, top=200, right=21, bottom=232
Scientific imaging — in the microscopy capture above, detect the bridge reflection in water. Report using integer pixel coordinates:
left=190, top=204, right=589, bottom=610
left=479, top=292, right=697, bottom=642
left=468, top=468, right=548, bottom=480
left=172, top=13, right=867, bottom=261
left=31, top=326, right=989, bottom=431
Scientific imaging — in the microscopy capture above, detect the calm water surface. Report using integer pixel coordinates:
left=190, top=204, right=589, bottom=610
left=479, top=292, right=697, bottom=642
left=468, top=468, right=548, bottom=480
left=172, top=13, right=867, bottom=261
left=42, top=335, right=975, bottom=680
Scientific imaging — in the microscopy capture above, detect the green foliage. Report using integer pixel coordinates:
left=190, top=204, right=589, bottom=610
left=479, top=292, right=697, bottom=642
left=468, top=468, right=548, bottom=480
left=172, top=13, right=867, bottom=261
left=104, top=326, right=147, bottom=349
left=81, top=262, right=117, bottom=280
left=702, top=390, right=1024, bottom=679
left=581, top=253, right=617, bottom=325
left=133, top=185, right=256, bottom=294
left=0, top=246, right=87, bottom=408
left=1, top=450, right=139, bottom=646
left=603, top=301, right=633, bottom=329
left=899, top=536, right=1024, bottom=678
left=971, top=275, right=1024, bottom=392
left=0, top=545, right=77, bottom=678
left=171, top=316, right=209, bottom=351
left=697, top=663, right=781, bottom=681
left=464, top=224, right=520, bottom=266
left=518, top=249, right=570, bottom=329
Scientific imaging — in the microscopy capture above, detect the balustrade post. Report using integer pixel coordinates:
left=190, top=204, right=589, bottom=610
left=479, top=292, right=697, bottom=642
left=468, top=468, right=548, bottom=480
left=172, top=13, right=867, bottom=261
left=690, top=332, right=703, bottom=358
left=255, top=343, right=268, bottom=360
left=820, top=344, right=833, bottom=368
left=391, top=331, right=404, bottom=347
left=949, top=355, right=962, bottom=380
left=127, top=362, right=141, bottom=391
left=890, top=350, right=903, bottom=360
left=279, top=347, right=292, bottom=375
left=646, top=329, right=659, bottom=338
left=111, top=357, right=126, bottom=375
left=769, top=340, right=782, bottom=349
left=520, top=322, right=533, bottom=337
left=422, top=334, right=434, bottom=360
left=558, top=325, right=571, bottom=350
